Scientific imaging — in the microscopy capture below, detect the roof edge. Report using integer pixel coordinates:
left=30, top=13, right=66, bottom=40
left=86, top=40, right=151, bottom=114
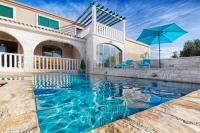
left=2, top=0, right=75, bottom=23
left=126, top=38, right=150, bottom=47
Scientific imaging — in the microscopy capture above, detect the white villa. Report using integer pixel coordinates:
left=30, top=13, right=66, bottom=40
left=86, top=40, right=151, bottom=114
left=0, top=0, right=150, bottom=72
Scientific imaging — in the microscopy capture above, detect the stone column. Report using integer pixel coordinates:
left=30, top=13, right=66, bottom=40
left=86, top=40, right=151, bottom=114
left=91, top=4, right=97, bottom=34
left=122, top=19, right=126, bottom=42
left=22, top=39, right=38, bottom=72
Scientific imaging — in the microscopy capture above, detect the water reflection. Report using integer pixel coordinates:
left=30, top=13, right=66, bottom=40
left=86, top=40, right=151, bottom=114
left=33, top=73, right=200, bottom=133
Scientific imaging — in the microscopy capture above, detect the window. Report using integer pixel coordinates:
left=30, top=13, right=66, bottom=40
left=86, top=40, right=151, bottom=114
left=42, top=45, right=62, bottom=58
left=96, top=43, right=122, bottom=68
left=0, top=4, right=13, bottom=18
left=0, top=40, right=17, bottom=53
left=38, top=15, right=59, bottom=29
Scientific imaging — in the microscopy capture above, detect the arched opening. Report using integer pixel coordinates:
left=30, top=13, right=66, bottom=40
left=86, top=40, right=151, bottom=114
left=34, top=40, right=80, bottom=59
left=42, top=45, right=62, bottom=58
left=0, top=31, right=23, bottom=54
left=0, top=31, right=24, bottom=69
left=33, top=40, right=81, bottom=71
left=96, top=43, right=122, bottom=68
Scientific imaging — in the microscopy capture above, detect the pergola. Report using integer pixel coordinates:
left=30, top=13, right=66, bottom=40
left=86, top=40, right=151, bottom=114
left=74, top=2, right=126, bottom=27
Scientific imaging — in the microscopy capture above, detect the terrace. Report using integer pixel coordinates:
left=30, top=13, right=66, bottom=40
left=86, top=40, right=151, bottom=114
left=0, top=2, right=126, bottom=73
left=61, top=2, right=126, bottom=42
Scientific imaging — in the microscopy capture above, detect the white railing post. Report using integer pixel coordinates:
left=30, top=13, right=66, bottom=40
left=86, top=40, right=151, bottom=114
left=50, top=57, right=52, bottom=70
left=46, top=57, right=48, bottom=70
left=39, top=57, right=42, bottom=70
left=63, top=59, right=65, bottom=70
left=53, top=58, right=55, bottom=70
left=14, top=54, right=17, bottom=68
left=0, top=53, right=2, bottom=68
left=56, top=58, right=58, bottom=70
left=66, top=59, right=69, bottom=71
left=59, top=59, right=61, bottom=70
left=4, top=53, right=7, bottom=68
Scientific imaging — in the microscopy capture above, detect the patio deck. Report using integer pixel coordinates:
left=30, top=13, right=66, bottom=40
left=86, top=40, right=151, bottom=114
left=0, top=79, right=40, bottom=133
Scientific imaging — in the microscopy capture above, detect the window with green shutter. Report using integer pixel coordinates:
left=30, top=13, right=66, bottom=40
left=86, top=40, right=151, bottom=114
left=38, top=15, right=59, bottom=29
left=0, top=4, right=13, bottom=18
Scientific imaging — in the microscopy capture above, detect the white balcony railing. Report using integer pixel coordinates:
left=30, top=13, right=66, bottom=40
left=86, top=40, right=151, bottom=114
left=34, top=56, right=80, bottom=71
left=0, top=52, right=24, bottom=71
left=96, top=22, right=123, bottom=42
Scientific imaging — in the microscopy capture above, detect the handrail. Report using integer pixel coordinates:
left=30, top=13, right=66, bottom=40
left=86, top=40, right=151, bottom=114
left=0, top=52, right=24, bottom=70
left=96, top=22, right=123, bottom=42
left=34, top=55, right=80, bottom=71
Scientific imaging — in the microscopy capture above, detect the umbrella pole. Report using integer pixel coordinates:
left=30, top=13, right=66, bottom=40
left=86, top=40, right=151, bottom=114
left=159, top=35, right=161, bottom=68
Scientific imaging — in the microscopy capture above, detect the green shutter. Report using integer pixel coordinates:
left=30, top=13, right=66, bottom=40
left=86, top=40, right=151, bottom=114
left=38, top=15, right=59, bottom=29
left=0, top=4, right=13, bottom=18
left=49, top=19, right=59, bottom=29
left=38, top=16, right=49, bottom=27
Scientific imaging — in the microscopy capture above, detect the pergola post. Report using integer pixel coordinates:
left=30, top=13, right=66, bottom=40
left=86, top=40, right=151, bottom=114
left=92, top=4, right=97, bottom=34
left=122, top=19, right=126, bottom=42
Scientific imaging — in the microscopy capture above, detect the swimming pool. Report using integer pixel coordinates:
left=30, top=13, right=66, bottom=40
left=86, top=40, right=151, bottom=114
left=33, top=73, right=200, bottom=133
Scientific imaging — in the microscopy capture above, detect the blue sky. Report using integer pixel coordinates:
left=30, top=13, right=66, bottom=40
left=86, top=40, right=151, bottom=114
left=17, top=0, right=200, bottom=59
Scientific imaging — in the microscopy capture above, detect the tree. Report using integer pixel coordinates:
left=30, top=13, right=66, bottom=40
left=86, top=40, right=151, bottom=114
left=171, top=51, right=178, bottom=58
left=180, top=39, right=200, bottom=57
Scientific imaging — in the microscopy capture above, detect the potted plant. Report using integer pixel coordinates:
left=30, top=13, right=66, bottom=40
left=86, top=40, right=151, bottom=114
left=79, top=59, right=86, bottom=73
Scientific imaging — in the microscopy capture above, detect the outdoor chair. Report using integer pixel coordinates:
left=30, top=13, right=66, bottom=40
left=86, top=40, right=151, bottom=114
left=139, top=59, right=151, bottom=68
left=116, top=60, right=134, bottom=68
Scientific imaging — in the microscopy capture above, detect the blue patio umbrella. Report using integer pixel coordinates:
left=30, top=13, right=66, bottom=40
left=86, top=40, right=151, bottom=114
left=137, top=23, right=187, bottom=68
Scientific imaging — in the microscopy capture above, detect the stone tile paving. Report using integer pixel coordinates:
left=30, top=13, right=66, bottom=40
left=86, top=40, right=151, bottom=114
left=89, top=89, right=200, bottom=133
left=0, top=80, right=40, bottom=133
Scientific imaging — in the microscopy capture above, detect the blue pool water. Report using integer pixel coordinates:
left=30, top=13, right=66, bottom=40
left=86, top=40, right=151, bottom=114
left=33, top=73, right=200, bottom=133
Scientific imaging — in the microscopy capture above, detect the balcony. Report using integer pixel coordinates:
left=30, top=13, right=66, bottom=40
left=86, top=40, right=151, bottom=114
left=73, top=2, right=126, bottom=42
left=96, top=22, right=123, bottom=42
left=0, top=52, right=80, bottom=72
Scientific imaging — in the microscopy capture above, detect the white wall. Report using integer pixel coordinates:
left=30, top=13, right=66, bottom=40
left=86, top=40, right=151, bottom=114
left=0, top=21, right=86, bottom=72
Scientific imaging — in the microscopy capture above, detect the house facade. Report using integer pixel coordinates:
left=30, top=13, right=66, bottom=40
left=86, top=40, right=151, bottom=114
left=0, top=0, right=150, bottom=72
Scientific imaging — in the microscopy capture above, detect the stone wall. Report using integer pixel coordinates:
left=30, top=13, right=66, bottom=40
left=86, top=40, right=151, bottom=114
left=151, top=56, right=200, bottom=68
left=91, top=67, right=200, bottom=84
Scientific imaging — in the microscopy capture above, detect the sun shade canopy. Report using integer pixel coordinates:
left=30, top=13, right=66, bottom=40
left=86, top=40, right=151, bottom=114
left=75, top=2, right=125, bottom=27
left=137, top=23, right=187, bottom=68
left=137, top=23, right=187, bottom=45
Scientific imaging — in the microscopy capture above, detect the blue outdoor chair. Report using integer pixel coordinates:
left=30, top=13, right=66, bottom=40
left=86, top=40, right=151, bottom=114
left=139, top=59, right=151, bottom=68
left=115, top=61, right=126, bottom=68
left=124, top=60, right=134, bottom=67
left=116, top=60, right=134, bottom=68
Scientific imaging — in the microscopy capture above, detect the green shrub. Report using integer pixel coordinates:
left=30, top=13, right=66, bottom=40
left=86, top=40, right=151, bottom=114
left=80, top=59, right=86, bottom=72
left=180, top=39, right=200, bottom=57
